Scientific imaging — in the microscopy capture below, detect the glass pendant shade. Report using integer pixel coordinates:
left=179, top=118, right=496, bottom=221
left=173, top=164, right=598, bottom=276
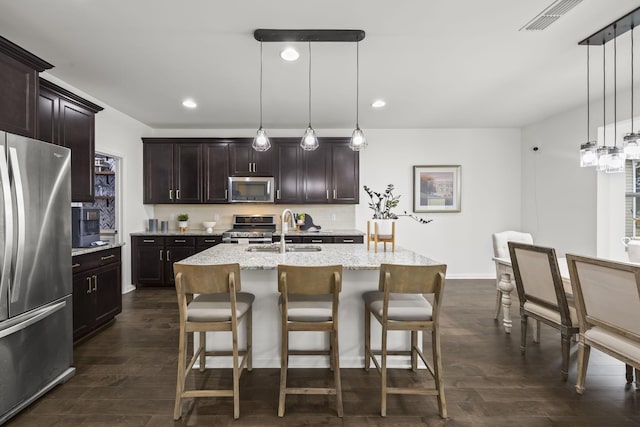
left=252, top=127, right=271, bottom=151
left=349, top=126, right=367, bottom=151
left=605, top=146, right=626, bottom=173
left=580, top=141, right=598, bottom=167
left=597, top=146, right=610, bottom=171
left=300, top=126, right=319, bottom=151
left=623, top=132, right=640, bottom=159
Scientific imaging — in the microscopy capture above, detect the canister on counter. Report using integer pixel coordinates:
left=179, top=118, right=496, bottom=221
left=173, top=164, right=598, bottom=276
left=148, top=219, right=158, bottom=232
left=161, top=221, right=169, bottom=232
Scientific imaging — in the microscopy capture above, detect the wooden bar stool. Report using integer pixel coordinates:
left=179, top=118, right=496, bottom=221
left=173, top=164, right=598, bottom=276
left=367, top=220, right=395, bottom=253
left=173, top=263, right=254, bottom=420
left=363, top=263, right=447, bottom=418
left=277, top=264, right=343, bottom=417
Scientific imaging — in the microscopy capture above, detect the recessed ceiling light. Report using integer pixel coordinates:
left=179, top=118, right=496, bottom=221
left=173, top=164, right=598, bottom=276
left=182, top=99, right=197, bottom=109
left=280, top=47, right=299, bottom=61
left=371, top=99, right=386, bottom=108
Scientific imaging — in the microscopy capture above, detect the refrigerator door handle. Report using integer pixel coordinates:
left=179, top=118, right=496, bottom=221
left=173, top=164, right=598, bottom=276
left=0, top=146, right=13, bottom=308
left=8, top=147, right=25, bottom=303
left=0, top=300, right=67, bottom=339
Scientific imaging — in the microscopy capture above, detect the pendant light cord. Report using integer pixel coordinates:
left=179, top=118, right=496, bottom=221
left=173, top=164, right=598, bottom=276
left=603, top=43, right=607, bottom=147
left=259, top=41, right=264, bottom=128
left=356, top=41, right=360, bottom=128
left=633, top=25, right=635, bottom=132
left=308, top=40, right=312, bottom=127
left=587, top=44, right=590, bottom=142
left=614, top=26, right=618, bottom=147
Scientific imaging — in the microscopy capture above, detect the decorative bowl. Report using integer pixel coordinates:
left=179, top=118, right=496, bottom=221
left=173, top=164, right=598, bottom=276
left=202, top=221, right=217, bottom=233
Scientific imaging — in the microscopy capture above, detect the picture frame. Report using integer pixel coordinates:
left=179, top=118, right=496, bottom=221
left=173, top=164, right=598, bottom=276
left=413, top=165, right=461, bottom=212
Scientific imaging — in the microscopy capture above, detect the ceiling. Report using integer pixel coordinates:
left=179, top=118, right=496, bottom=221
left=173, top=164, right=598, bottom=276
left=2, top=0, right=640, bottom=130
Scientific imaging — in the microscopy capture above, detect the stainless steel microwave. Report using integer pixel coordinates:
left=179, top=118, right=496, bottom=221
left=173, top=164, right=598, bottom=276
left=228, top=176, right=274, bottom=203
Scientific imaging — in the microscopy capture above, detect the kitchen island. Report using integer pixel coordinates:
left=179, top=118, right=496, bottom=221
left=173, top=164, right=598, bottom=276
left=176, top=243, right=442, bottom=368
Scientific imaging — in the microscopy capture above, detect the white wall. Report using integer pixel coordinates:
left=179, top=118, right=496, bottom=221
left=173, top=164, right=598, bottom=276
left=42, top=73, right=153, bottom=292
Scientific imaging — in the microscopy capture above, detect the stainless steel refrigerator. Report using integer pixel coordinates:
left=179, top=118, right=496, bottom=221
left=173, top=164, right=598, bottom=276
left=0, top=131, right=74, bottom=424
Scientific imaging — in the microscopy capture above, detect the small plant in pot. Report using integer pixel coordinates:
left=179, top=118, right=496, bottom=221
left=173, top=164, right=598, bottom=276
left=177, top=213, right=189, bottom=232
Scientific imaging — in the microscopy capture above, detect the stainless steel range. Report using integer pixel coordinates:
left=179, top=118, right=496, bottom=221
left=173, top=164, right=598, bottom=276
left=222, top=214, right=276, bottom=243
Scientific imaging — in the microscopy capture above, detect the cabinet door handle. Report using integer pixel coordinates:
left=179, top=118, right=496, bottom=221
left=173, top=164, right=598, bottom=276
left=248, top=162, right=252, bottom=172
left=176, top=189, right=180, bottom=199
left=225, top=189, right=228, bottom=199
left=253, top=162, right=257, bottom=172
left=174, top=239, right=186, bottom=243
left=166, top=250, right=170, bottom=261
left=326, top=190, right=329, bottom=199
left=311, top=239, right=322, bottom=243
left=159, top=249, right=163, bottom=261
left=343, top=239, right=354, bottom=243
left=72, top=263, right=81, bottom=269
left=101, top=254, right=115, bottom=261
left=92, top=275, right=97, bottom=292
left=204, top=239, right=216, bottom=243
left=169, top=189, right=173, bottom=200
left=143, top=239, right=155, bottom=243
left=277, top=189, right=281, bottom=200
left=333, top=189, right=337, bottom=199
left=86, top=277, right=92, bottom=294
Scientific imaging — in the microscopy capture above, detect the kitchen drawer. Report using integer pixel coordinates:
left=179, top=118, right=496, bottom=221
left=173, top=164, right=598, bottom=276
left=274, top=235, right=303, bottom=244
left=302, top=236, right=333, bottom=244
left=333, top=236, right=363, bottom=244
left=196, top=235, right=222, bottom=249
left=133, top=236, right=164, bottom=246
left=73, top=247, right=121, bottom=274
left=166, top=236, right=195, bottom=246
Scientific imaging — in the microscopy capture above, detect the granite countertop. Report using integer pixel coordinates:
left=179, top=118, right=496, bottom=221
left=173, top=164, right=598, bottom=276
left=176, top=243, right=440, bottom=271
left=72, top=241, right=125, bottom=257
left=131, top=228, right=364, bottom=237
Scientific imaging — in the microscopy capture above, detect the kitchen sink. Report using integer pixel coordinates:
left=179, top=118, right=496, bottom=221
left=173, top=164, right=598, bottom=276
left=246, top=245, right=322, bottom=253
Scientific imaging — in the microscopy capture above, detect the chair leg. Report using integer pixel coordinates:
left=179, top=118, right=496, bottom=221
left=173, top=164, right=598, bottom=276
left=560, top=334, right=570, bottom=382
left=625, top=364, right=634, bottom=383
left=576, top=341, right=590, bottom=394
left=174, top=329, right=187, bottom=420
left=199, top=331, right=206, bottom=372
left=520, top=315, right=528, bottom=354
left=247, top=309, right=253, bottom=371
left=232, top=327, right=240, bottom=420
left=411, top=330, right=418, bottom=372
left=532, top=320, right=540, bottom=344
left=364, top=307, right=371, bottom=371
left=432, top=328, right=447, bottom=419
left=278, top=328, right=288, bottom=417
left=636, top=369, right=640, bottom=390
left=332, top=329, right=343, bottom=417
left=493, top=288, right=502, bottom=320
left=380, top=325, right=388, bottom=417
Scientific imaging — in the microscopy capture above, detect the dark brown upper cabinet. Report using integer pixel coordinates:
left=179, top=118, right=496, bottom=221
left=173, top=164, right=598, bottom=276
left=228, top=139, right=274, bottom=176
left=203, top=142, right=229, bottom=203
left=37, top=79, right=103, bottom=202
left=274, top=140, right=303, bottom=203
left=143, top=139, right=203, bottom=204
left=0, top=36, right=53, bottom=138
left=302, top=138, right=359, bottom=204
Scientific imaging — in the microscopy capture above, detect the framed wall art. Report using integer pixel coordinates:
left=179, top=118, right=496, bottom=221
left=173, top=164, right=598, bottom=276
left=413, top=165, right=461, bottom=212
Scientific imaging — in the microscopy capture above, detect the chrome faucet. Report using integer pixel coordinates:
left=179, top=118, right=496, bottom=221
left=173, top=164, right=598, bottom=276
left=280, top=209, right=295, bottom=253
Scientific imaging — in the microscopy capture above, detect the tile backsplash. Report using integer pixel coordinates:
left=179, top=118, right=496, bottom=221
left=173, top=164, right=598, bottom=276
left=151, top=204, right=357, bottom=232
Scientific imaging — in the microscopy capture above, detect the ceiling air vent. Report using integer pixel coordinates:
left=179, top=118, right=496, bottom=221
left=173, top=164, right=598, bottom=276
left=520, top=0, right=583, bottom=31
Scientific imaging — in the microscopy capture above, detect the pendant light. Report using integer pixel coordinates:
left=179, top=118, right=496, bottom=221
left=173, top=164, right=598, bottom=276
left=300, top=41, right=319, bottom=151
left=349, top=40, right=367, bottom=151
left=580, top=43, right=598, bottom=167
left=252, top=41, right=271, bottom=152
left=606, top=25, right=626, bottom=174
left=624, top=25, right=640, bottom=159
left=597, top=43, right=610, bottom=171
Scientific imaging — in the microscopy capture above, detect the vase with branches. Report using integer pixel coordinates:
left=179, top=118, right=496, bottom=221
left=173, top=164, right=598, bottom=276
left=363, top=184, right=433, bottom=224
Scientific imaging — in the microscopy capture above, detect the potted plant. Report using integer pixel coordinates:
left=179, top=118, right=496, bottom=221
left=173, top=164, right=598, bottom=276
left=364, top=184, right=432, bottom=235
left=177, top=213, right=189, bottom=232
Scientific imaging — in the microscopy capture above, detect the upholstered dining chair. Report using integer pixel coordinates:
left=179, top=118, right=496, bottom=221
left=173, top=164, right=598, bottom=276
left=173, top=263, right=254, bottom=420
left=566, top=254, right=640, bottom=393
left=277, top=264, right=343, bottom=417
left=362, top=263, right=448, bottom=418
left=508, top=242, right=579, bottom=381
left=492, top=231, right=533, bottom=319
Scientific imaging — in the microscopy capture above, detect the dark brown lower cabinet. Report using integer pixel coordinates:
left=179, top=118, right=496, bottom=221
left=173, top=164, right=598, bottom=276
left=131, top=235, right=222, bottom=287
left=273, top=235, right=363, bottom=244
left=72, top=247, right=122, bottom=342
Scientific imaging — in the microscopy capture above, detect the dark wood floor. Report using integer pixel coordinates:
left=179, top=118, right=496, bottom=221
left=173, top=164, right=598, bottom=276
left=6, top=279, right=640, bottom=426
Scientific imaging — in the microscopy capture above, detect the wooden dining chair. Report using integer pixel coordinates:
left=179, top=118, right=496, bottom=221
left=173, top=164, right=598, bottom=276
left=566, top=254, right=640, bottom=393
left=173, top=263, right=254, bottom=420
left=508, top=242, right=579, bottom=381
left=362, top=263, right=448, bottom=418
left=277, top=264, right=343, bottom=417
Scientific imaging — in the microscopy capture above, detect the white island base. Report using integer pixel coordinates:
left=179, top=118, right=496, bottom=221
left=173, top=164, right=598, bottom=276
left=177, top=243, right=442, bottom=369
